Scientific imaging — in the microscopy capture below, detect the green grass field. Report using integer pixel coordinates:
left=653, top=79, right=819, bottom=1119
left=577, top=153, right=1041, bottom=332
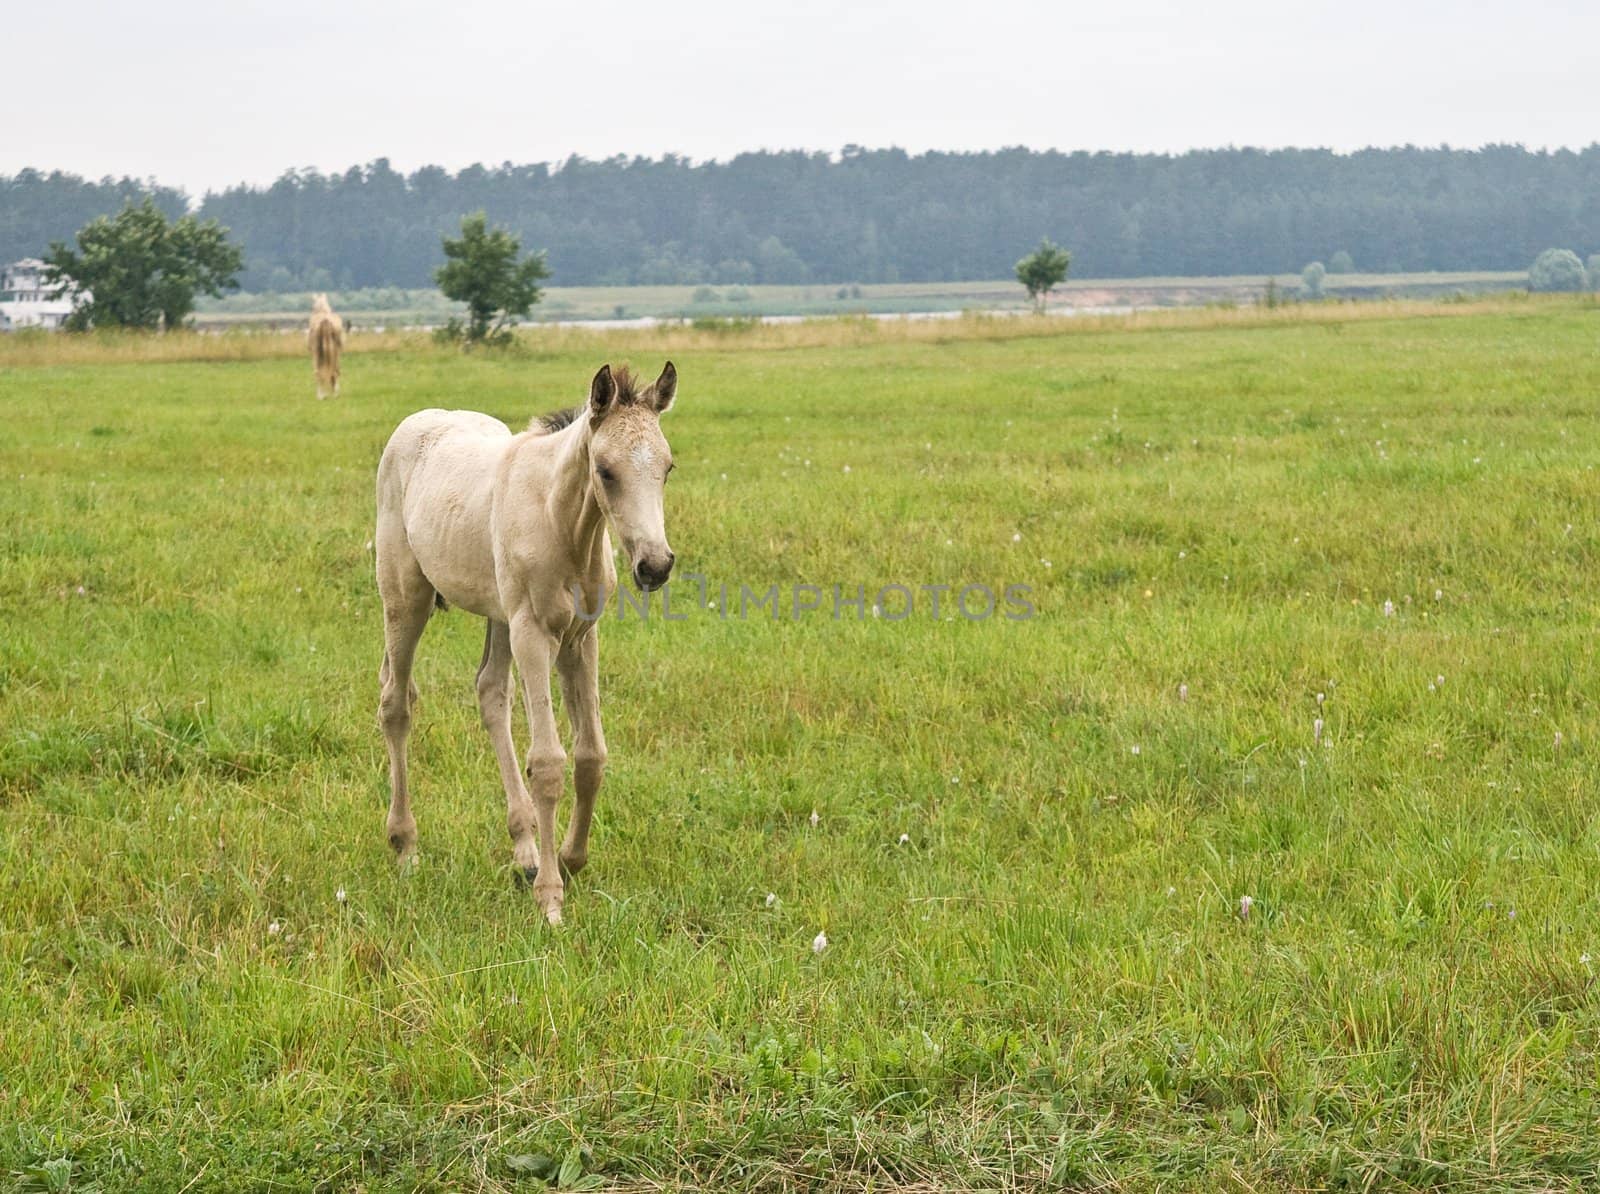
left=4, top=298, right=1600, bottom=1190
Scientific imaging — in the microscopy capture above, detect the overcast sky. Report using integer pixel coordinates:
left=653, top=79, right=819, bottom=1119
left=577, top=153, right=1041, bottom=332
left=9, top=0, right=1594, bottom=198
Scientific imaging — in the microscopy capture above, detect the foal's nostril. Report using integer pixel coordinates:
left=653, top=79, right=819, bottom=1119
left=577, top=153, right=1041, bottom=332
left=635, top=554, right=673, bottom=589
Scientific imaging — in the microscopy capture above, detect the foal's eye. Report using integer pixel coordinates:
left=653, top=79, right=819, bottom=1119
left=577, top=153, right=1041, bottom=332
left=596, top=466, right=615, bottom=485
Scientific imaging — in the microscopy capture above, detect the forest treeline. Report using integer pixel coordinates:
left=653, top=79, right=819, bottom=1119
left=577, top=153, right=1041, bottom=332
left=5, top=145, right=1600, bottom=290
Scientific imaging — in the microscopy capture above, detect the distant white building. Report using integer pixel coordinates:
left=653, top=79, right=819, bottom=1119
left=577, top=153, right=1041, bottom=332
left=0, top=258, right=83, bottom=331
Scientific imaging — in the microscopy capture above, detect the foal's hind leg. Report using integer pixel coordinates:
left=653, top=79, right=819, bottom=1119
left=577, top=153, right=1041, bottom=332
left=376, top=558, right=434, bottom=861
left=476, top=619, right=540, bottom=879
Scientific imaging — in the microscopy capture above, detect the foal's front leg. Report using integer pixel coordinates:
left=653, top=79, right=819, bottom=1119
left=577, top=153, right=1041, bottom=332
left=556, top=629, right=606, bottom=878
left=509, top=612, right=567, bottom=925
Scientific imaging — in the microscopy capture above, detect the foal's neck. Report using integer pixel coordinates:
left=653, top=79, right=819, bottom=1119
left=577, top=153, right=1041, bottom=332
left=550, top=416, right=607, bottom=566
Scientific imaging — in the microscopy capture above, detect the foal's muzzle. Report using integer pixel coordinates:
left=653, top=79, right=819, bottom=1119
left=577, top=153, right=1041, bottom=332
left=633, top=550, right=675, bottom=592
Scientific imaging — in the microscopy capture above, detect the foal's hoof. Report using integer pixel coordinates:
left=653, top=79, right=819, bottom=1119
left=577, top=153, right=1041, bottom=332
left=530, top=880, right=565, bottom=926
left=388, top=827, right=417, bottom=864
left=513, top=864, right=538, bottom=888
left=540, top=895, right=564, bottom=927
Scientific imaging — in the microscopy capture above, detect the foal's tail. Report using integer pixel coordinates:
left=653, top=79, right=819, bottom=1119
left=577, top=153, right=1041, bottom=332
left=311, top=316, right=343, bottom=368
left=310, top=314, right=344, bottom=395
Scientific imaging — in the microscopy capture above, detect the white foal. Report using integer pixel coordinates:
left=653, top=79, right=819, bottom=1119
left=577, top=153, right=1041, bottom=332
left=374, top=362, right=678, bottom=924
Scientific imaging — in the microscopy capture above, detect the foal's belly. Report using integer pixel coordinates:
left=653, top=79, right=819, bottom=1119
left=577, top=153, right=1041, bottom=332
left=412, top=523, right=504, bottom=619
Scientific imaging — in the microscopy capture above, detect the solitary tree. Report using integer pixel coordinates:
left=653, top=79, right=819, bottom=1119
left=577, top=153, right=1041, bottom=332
left=1528, top=248, right=1586, bottom=293
left=1301, top=261, right=1326, bottom=298
left=1015, top=239, right=1071, bottom=312
left=44, top=199, right=243, bottom=330
left=435, top=213, right=549, bottom=342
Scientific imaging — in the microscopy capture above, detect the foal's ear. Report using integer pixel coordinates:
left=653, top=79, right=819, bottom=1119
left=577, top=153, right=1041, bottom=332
left=588, top=363, right=617, bottom=419
left=651, top=361, right=677, bottom=413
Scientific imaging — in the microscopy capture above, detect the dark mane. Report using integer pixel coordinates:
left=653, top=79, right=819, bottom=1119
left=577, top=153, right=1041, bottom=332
left=532, top=405, right=583, bottom=434
left=611, top=364, right=641, bottom=404
left=529, top=364, right=643, bottom=434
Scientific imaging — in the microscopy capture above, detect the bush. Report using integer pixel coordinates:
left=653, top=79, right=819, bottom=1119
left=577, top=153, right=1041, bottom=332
left=1587, top=255, right=1600, bottom=292
left=1015, top=238, right=1071, bottom=311
left=1528, top=248, right=1586, bottom=292
left=432, top=317, right=512, bottom=348
left=723, top=287, right=751, bottom=303
left=434, top=213, right=547, bottom=341
left=1328, top=250, right=1355, bottom=274
left=691, top=286, right=720, bottom=304
left=1301, top=261, right=1326, bottom=298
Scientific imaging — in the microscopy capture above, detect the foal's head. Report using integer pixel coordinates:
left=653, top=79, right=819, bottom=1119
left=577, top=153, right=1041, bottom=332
left=586, top=362, right=677, bottom=591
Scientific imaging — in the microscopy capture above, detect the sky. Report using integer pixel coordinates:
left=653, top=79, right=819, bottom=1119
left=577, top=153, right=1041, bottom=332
left=9, top=0, right=1595, bottom=198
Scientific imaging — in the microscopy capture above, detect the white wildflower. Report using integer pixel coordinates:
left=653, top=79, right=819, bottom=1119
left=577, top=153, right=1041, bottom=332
left=1238, top=895, right=1253, bottom=921
left=808, top=809, right=820, bottom=828
left=812, top=931, right=828, bottom=955
left=336, top=888, right=347, bottom=904
left=898, top=833, right=910, bottom=846
left=765, top=892, right=778, bottom=908
left=267, top=920, right=282, bottom=936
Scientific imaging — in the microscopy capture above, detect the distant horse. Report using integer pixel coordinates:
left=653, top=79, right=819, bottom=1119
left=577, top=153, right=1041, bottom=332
left=374, top=362, right=678, bottom=924
left=308, top=294, right=345, bottom=398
